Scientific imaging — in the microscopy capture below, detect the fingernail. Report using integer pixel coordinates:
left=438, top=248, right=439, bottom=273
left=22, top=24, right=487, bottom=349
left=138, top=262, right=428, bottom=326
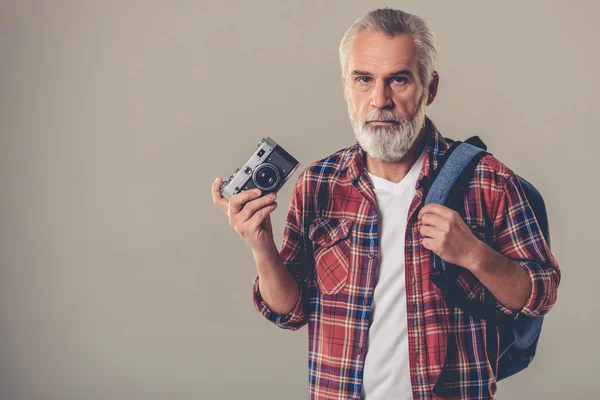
left=255, top=189, right=261, bottom=195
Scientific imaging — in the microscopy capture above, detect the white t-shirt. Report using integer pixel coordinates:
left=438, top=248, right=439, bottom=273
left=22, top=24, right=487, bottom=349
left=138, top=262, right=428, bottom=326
left=361, top=145, right=427, bottom=400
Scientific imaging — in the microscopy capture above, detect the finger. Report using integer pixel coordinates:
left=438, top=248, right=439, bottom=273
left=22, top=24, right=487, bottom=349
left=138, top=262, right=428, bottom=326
left=211, top=177, right=229, bottom=213
left=419, top=225, right=439, bottom=239
left=418, top=204, right=454, bottom=220
left=421, top=237, right=435, bottom=251
left=238, top=192, right=277, bottom=223
left=229, top=188, right=263, bottom=215
left=245, top=201, right=278, bottom=228
left=420, top=213, right=449, bottom=230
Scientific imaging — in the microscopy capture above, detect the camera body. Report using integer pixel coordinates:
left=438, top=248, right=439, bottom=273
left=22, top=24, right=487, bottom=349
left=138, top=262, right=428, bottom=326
left=219, top=137, right=300, bottom=200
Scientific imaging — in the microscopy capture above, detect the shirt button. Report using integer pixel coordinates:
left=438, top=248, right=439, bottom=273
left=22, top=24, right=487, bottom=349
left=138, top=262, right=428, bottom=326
left=362, top=298, right=369, bottom=306
left=368, top=251, right=375, bottom=259
left=411, top=303, right=417, bottom=312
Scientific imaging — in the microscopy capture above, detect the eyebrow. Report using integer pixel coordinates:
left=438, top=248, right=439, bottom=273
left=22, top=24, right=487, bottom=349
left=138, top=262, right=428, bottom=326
left=351, top=69, right=413, bottom=78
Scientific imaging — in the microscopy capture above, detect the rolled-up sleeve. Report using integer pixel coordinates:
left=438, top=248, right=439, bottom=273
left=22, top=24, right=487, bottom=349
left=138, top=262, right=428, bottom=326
left=492, top=174, right=561, bottom=319
left=252, top=170, right=311, bottom=330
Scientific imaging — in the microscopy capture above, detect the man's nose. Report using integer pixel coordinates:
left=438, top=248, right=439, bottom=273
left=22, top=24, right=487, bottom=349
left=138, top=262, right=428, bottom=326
left=370, top=80, right=393, bottom=109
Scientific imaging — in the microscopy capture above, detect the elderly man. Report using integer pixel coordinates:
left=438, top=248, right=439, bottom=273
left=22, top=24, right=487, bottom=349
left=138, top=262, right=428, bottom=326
left=211, top=8, right=560, bottom=400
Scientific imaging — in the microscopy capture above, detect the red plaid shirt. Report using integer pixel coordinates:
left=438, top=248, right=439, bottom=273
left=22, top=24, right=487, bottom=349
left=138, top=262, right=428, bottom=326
left=253, top=117, right=560, bottom=399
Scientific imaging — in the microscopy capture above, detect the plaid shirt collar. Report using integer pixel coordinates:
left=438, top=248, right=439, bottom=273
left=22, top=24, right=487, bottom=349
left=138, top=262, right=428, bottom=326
left=338, top=116, right=452, bottom=191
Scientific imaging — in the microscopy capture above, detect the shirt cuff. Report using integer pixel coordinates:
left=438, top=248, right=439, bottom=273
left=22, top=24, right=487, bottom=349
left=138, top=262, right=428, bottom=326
left=495, top=260, right=552, bottom=320
left=252, top=275, right=306, bottom=330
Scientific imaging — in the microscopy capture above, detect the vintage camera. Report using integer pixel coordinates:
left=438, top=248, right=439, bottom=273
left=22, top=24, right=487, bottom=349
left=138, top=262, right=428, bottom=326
left=219, top=137, right=300, bottom=200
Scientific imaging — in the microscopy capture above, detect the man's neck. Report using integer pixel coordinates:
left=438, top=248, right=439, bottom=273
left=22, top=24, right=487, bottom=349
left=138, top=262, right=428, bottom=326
left=364, top=127, right=428, bottom=184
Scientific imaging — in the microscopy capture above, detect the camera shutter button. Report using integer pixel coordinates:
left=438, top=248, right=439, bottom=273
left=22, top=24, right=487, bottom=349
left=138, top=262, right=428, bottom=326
left=244, top=167, right=252, bottom=174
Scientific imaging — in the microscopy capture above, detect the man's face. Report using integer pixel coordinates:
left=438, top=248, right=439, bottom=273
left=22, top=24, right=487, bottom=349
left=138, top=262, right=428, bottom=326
left=343, top=32, right=429, bottom=162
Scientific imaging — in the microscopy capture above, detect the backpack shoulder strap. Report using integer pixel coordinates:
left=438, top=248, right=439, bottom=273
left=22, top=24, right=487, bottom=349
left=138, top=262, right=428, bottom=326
left=424, top=141, right=490, bottom=272
left=424, top=140, right=488, bottom=207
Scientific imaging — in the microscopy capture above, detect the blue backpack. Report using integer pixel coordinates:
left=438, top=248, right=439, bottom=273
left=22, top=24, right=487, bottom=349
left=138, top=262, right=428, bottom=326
left=425, top=136, right=550, bottom=397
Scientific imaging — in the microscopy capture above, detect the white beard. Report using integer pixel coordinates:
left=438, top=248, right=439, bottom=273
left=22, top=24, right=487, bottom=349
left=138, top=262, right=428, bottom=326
left=347, top=93, right=427, bottom=162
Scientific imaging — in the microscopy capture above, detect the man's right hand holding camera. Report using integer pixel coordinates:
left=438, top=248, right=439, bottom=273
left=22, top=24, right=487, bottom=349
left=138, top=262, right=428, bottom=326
left=211, top=176, right=299, bottom=315
left=211, top=176, right=279, bottom=252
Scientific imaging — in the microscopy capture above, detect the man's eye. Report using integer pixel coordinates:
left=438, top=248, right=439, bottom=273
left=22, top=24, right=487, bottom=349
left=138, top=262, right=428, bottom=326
left=356, top=77, right=372, bottom=84
left=391, top=77, right=407, bottom=84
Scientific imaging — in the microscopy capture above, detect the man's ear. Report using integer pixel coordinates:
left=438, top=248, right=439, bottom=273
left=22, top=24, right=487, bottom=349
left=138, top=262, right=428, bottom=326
left=426, top=71, right=439, bottom=106
left=342, top=75, right=347, bottom=102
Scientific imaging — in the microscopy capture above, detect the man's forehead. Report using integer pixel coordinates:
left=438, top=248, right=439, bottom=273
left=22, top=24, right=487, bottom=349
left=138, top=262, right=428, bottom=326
left=347, top=31, right=418, bottom=74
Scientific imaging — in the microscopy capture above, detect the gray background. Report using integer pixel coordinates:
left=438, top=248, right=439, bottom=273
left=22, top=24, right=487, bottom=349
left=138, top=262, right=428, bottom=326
left=1, top=1, right=598, bottom=399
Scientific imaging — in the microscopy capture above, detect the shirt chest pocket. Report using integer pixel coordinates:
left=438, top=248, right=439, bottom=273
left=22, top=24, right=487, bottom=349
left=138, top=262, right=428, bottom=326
left=308, top=217, right=354, bottom=295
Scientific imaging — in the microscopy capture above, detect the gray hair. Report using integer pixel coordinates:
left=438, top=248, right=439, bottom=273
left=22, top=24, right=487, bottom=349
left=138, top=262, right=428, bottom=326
left=339, top=8, right=437, bottom=91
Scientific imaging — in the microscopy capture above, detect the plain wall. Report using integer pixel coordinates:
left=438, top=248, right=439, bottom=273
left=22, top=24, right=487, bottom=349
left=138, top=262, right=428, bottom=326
left=1, top=1, right=598, bottom=399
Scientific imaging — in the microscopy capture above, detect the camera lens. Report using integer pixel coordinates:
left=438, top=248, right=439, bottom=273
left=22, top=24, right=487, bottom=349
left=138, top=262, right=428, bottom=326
left=253, top=163, right=280, bottom=191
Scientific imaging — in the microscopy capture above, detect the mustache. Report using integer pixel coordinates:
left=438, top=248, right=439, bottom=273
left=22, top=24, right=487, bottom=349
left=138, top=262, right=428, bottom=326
left=364, top=109, right=405, bottom=123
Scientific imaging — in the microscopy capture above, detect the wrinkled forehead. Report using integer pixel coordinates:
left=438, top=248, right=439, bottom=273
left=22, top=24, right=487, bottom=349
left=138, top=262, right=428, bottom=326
left=347, top=31, right=419, bottom=77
